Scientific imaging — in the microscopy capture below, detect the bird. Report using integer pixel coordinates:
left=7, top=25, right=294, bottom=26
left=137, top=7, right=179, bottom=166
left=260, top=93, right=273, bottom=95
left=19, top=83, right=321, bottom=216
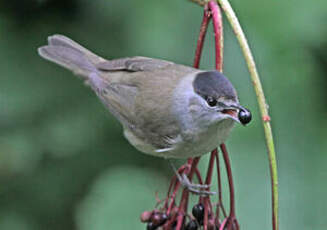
left=38, top=35, right=251, bottom=194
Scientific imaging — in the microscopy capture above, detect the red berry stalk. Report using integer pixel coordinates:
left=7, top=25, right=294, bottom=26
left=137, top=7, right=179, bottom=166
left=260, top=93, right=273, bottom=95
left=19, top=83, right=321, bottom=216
left=141, top=1, right=240, bottom=229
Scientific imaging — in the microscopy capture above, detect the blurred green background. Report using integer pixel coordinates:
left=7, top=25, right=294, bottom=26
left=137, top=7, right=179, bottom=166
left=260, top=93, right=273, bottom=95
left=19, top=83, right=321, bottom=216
left=0, top=0, right=326, bottom=229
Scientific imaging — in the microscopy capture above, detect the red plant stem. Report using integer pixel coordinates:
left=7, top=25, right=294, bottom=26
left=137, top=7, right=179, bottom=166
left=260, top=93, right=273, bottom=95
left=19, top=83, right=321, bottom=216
left=215, top=152, right=227, bottom=218
left=168, top=2, right=229, bottom=230
left=200, top=3, right=225, bottom=230
left=219, top=218, right=228, bottom=230
left=209, top=0, right=226, bottom=224
left=189, top=9, right=212, bottom=230
left=168, top=5, right=213, bottom=230
left=205, top=149, right=217, bottom=187
left=203, top=149, right=217, bottom=230
left=194, top=5, right=211, bottom=69
left=195, top=167, right=204, bottom=184
left=175, top=157, right=201, bottom=230
left=165, top=165, right=187, bottom=211
left=166, top=178, right=182, bottom=214
left=220, top=144, right=236, bottom=217
left=208, top=0, right=223, bottom=71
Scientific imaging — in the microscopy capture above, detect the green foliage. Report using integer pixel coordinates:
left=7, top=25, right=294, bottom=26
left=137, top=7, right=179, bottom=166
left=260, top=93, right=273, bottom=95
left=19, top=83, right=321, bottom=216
left=0, top=0, right=326, bottom=229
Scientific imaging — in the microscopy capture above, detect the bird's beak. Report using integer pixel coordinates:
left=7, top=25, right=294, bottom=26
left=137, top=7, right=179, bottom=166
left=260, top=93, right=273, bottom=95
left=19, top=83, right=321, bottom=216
left=221, top=106, right=241, bottom=123
left=221, top=103, right=247, bottom=124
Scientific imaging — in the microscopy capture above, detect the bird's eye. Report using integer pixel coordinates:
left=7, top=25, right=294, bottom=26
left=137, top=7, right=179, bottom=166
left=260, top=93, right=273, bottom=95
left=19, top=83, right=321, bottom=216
left=206, top=96, right=217, bottom=107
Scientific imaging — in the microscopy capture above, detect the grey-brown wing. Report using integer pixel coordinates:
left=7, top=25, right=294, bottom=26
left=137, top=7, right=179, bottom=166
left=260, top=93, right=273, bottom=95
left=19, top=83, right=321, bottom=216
left=88, top=72, right=139, bottom=130
left=96, top=56, right=174, bottom=72
left=92, top=70, right=182, bottom=151
left=94, top=58, right=195, bottom=151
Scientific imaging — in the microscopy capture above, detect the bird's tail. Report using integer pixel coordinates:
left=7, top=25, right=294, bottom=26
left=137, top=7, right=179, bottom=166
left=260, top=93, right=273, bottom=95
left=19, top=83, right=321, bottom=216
left=38, top=34, right=105, bottom=79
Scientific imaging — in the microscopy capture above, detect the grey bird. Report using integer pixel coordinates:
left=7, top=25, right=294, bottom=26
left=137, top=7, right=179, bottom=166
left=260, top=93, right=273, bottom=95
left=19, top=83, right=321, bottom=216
left=38, top=35, right=251, bottom=193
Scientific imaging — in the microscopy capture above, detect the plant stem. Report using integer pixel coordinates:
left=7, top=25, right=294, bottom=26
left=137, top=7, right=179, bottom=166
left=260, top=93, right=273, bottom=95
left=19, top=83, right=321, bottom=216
left=203, top=150, right=216, bottom=230
left=220, top=144, right=235, bottom=217
left=215, top=151, right=227, bottom=218
left=220, top=144, right=239, bottom=230
left=175, top=158, right=200, bottom=230
left=216, top=0, right=279, bottom=229
left=194, top=5, right=211, bottom=68
left=208, top=0, right=223, bottom=71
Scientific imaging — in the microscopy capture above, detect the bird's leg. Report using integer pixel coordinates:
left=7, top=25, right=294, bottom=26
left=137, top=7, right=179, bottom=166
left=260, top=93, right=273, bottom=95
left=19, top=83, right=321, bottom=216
left=168, top=160, right=216, bottom=196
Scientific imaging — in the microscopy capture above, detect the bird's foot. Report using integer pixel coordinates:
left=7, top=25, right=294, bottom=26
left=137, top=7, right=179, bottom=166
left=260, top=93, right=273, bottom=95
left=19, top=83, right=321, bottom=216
left=169, top=160, right=216, bottom=196
left=178, top=173, right=216, bottom=196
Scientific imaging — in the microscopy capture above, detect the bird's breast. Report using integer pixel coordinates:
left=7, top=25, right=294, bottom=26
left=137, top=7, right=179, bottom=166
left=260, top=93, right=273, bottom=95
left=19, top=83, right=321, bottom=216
left=180, top=120, right=234, bottom=157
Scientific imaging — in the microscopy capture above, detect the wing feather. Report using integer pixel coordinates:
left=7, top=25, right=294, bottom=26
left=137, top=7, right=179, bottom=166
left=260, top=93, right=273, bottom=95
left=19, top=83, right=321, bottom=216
left=96, top=56, right=173, bottom=72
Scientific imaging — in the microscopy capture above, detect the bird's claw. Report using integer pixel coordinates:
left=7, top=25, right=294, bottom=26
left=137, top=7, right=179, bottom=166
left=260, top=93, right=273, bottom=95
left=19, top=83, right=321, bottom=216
left=168, top=160, right=216, bottom=196
left=179, top=174, right=216, bottom=196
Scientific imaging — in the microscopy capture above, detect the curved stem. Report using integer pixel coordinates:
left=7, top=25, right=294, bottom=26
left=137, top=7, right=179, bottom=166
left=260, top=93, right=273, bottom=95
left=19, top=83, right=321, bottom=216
left=203, top=150, right=216, bottom=230
left=220, top=144, right=236, bottom=218
left=215, top=151, right=227, bottom=218
left=208, top=0, right=223, bottom=71
left=175, top=158, right=201, bottom=230
left=216, top=0, right=279, bottom=229
left=194, top=5, right=211, bottom=68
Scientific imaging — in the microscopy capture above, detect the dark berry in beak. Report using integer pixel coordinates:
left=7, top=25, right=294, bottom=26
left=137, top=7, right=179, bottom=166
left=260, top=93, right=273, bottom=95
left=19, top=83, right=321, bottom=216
left=238, top=108, right=252, bottom=125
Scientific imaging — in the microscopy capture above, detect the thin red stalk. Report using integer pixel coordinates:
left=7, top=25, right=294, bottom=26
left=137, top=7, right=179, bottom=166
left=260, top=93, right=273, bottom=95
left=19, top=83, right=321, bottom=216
left=189, top=9, right=212, bottom=230
left=203, top=150, right=216, bottom=230
left=220, top=144, right=237, bottom=221
left=203, top=198, right=210, bottom=230
left=175, top=158, right=201, bottom=230
left=166, top=176, right=176, bottom=198
left=215, top=152, right=227, bottom=218
left=167, top=5, right=212, bottom=229
left=219, top=218, right=228, bottom=230
left=194, top=5, right=211, bottom=68
left=165, top=165, right=187, bottom=211
left=195, top=167, right=204, bottom=184
left=164, top=175, right=176, bottom=209
left=202, top=3, right=225, bottom=229
left=205, top=149, right=217, bottom=186
left=209, top=0, right=226, bottom=223
left=208, top=0, right=223, bottom=70
left=166, top=179, right=181, bottom=214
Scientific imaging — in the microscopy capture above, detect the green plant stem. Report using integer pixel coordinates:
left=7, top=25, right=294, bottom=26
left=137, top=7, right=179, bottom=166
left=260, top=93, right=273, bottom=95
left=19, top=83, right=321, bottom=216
left=216, top=0, right=279, bottom=230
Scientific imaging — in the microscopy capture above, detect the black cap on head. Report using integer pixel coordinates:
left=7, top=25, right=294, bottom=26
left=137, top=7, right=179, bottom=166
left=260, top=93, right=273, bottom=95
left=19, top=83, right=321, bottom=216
left=193, top=71, right=237, bottom=101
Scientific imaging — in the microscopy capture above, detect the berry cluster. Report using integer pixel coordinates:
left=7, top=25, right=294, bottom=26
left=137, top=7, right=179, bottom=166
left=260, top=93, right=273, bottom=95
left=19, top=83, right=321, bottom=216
left=140, top=147, right=240, bottom=230
left=141, top=210, right=168, bottom=230
left=141, top=203, right=208, bottom=230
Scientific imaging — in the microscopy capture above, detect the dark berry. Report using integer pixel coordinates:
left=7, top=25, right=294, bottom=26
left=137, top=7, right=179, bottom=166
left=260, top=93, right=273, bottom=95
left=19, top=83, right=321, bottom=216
left=160, top=213, right=168, bottom=225
left=192, top=203, right=204, bottom=224
left=151, top=212, right=168, bottom=226
left=146, top=222, right=157, bottom=230
left=171, top=221, right=177, bottom=230
left=238, top=108, right=252, bottom=125
left=185, top=220, right=198, bottom=230
left=172, top=220, right=185, bottom=230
